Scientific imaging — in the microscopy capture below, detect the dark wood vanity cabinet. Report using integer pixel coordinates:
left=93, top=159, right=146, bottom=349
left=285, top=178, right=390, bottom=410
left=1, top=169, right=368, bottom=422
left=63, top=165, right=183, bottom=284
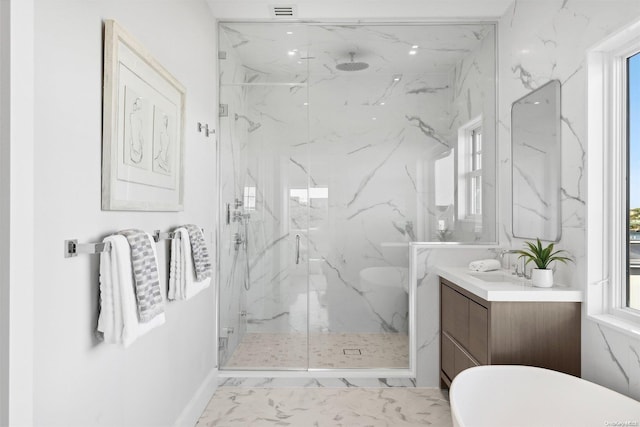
left=439, top=277, right=581, bottom=388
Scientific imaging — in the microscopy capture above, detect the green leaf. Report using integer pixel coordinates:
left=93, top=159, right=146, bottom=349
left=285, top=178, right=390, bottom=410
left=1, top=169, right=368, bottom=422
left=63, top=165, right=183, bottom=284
left=517, top=239, right=574, bottom=269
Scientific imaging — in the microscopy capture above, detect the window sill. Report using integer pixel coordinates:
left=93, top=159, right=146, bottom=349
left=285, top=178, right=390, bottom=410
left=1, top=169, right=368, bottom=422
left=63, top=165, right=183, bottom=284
left=587, top=313, right=640, bottom=340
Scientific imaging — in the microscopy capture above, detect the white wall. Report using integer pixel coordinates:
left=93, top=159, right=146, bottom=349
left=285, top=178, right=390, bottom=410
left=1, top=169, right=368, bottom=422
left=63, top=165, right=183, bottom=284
left=33, top=1, right=217, bottom=425
left=1, top=0, right=35, bottom=425
left=498, top=0, right=640, bottom=400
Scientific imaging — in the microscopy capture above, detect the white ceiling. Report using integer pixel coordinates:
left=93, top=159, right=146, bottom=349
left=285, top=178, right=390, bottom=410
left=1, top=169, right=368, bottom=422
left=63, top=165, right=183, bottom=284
left=207, top=0, right=514, bottom=20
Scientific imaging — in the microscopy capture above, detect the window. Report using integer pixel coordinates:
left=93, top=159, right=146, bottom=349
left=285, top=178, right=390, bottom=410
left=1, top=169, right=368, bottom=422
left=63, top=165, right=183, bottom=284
left=470, top=126, right=483, bottom=217
left=587, top=18, right=640, bottom=335
left=243, top=186, right=256, bottom=211
left=457, top=116, right=483, bottom=221
left=289, top=187, right=329, bottom=205
left=627, top=52, right=640, bottom=310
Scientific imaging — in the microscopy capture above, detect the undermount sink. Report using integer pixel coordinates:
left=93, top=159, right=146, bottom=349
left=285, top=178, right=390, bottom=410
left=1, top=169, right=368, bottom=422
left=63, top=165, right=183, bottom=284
left=468, top=272, right=520, bottom=283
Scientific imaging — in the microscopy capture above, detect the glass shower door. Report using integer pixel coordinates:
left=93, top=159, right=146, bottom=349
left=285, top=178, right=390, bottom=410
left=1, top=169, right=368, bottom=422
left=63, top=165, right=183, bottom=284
left=217, top=48, right=311, bottom=369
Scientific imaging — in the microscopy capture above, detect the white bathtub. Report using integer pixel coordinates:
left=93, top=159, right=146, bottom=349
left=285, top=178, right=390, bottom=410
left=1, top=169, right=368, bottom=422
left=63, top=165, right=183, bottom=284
left=450, top=365, right=640, bottom=427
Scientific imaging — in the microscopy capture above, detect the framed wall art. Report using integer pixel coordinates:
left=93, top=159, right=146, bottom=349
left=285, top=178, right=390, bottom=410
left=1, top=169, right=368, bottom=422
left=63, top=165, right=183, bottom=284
left=102, top=19, right=185, bottom=211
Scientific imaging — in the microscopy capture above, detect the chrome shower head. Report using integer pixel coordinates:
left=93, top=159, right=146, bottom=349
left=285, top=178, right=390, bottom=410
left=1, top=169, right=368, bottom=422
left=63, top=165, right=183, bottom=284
left=234, top=113, right=262, bottom=133
left=336, top=52, right=369, bottom=72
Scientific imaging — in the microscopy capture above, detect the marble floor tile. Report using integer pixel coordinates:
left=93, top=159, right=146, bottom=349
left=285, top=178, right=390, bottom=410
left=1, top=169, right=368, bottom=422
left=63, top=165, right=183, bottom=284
left=196, top=387, right=451, bottom=426
left=224, top=332, right=409, bottom=369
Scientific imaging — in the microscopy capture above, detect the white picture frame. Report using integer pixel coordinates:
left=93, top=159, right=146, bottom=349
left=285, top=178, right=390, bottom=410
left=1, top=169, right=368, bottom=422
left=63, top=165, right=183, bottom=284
left=102, top=20, right=185, bottom=211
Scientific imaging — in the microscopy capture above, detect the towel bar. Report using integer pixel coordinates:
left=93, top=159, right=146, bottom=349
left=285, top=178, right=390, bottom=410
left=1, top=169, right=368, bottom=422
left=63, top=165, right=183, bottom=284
left=64, top=228, right=205, bottom=258
left=153, top=230, right=176, bottom=242
left=153, top=228, right=204, bottom=243
left=64, top=239, right=111, bottom=257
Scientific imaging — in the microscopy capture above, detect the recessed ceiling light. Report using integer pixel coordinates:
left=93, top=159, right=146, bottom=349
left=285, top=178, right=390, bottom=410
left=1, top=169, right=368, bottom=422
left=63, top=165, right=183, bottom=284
left=412, top=45, right=419, bottom=49
left=380, top=102, right=385, bottom=105
left=288, top=50, right=296, bottom=56
left=372, top=117, right=377, bottom=120
left=286, top=31, right=293, bottom=35
left=409, top=50, right=417, bottom=55
left=303, top=102, right=308, bottom=106
left=534, top=101, right=540, bottom=105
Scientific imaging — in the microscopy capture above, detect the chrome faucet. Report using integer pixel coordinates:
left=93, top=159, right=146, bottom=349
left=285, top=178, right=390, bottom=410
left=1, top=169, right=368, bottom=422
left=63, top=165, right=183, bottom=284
left=494, top=249, right=522, bottom=275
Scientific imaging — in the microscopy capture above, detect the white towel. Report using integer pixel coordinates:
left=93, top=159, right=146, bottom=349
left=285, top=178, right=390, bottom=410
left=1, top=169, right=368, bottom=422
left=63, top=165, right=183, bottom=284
left=169, top=228, right=211, bottom=300
left=468, top=259, right=502, bottom=272
left=98, top=234, right=165, bottom=347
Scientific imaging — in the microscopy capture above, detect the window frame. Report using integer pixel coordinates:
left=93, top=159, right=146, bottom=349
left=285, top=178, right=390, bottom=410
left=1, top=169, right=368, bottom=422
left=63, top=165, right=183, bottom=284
left=243, top=186, right=256, bottom=211
left=457, top=115, right=483, bottom=222
left=587, top=19, right=640, bottom=336
left=470, top=126, right=483, bottom=217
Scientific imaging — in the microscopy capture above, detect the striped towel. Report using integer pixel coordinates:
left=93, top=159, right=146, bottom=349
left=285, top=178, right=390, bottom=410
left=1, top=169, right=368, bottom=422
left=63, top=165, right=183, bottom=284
left=168, top=228, right=211, bottom=300
left=118, top=229, right=164, bottom=323
left=183, top=224, right=212, bottom=281
left=98, top=234, right=165, bottom=347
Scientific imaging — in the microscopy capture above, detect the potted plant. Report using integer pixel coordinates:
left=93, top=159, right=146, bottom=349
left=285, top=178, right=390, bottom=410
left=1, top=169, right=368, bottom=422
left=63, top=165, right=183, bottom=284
left=516, top=238, right=573, bottom=287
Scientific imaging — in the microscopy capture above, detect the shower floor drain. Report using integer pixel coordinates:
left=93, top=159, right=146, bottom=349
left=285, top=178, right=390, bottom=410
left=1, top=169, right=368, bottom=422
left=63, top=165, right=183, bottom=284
left=343, top=349, right=362, bottom=355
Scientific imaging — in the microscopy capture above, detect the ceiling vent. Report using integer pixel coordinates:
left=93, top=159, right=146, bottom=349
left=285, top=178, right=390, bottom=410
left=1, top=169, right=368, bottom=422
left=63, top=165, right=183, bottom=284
left=270, top=5, right=297, bottom=18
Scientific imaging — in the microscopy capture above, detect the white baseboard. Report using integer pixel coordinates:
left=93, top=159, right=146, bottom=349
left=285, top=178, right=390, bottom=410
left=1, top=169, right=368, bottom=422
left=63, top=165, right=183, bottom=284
left=174, top=368, right=218, bottom=427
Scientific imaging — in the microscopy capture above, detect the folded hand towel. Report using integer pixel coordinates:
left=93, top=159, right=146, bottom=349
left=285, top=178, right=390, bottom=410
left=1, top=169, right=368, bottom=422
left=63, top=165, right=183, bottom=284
left=169, top=227, right=211, bottom=300
left=183, top=224, right=212, bottom=281
left=118, top=229, right=164, bottom=323
left=468, top=259, right=501, bottom=272
left=98, top=234, right=165, bottom=347
left=168, top=230, right=182, bottom=301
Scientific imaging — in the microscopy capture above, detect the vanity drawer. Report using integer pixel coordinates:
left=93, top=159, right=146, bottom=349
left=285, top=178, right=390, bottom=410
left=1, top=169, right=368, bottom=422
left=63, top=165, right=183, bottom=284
left=468, top=300, right=488, bottom=364
left=441, top=333, right=455, bottom=380
left=453, top=343, right=478, bottom=377
left=441, top=283, right=469, bottom=348
left=441, top=331, right=478, bottom=382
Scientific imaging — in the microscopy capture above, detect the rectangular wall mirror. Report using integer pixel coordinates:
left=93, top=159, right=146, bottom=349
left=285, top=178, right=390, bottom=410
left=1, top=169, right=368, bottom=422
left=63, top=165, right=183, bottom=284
left=511, top=79, right=561, bottom=242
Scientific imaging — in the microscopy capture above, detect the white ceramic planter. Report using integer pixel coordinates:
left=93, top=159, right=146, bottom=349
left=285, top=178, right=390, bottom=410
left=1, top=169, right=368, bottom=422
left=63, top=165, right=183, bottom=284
left=531, top=268, right=553, bottom=287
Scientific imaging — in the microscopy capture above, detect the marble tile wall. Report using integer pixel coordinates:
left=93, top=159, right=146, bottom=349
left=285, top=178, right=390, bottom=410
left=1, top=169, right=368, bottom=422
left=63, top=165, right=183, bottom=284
left=412, top=246, right=496, bottom=386
left=302, top=70, right=454, bottom=335
left=219, top=24, right=497, bottom=341
left=217, top=23, right=499, bottom=379
left=448, top=26, right=497, bottom=243
left=498, top=0, right=640, bottom=400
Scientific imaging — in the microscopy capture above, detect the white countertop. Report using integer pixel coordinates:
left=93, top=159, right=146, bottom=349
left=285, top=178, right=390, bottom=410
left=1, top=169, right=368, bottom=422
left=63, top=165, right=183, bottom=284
left=436, top=266, right=583, bottom=302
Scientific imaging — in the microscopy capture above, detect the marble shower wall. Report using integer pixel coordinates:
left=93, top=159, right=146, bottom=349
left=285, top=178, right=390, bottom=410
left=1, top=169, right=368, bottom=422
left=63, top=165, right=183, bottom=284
left=447, top=25, right=497, bottom=242
left=304, top=70, right=453, bottom=334
left=217, top=24, right=498, bottom=341
left=232, top=69, right=445, bottom=336
left=499, top=0, right=640, bottom=399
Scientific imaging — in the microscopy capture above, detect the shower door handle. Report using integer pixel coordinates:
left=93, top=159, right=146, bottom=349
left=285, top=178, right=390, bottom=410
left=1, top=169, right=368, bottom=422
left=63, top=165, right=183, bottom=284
left=295, top=234, right=301, bottom=265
